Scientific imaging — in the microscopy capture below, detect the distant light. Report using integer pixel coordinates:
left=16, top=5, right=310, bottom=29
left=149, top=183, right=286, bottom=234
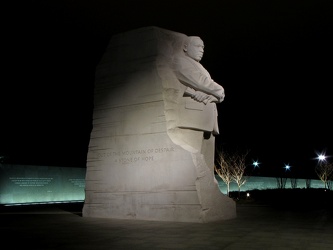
left=246, top=192, right=250, bottom=198
left=318, top=154, right=326, bottom=161
left=284, top=164, right=291, bottom=171
left=252, top=160, right=260, bottom=168
left=314, top=150, right=329, bottom=163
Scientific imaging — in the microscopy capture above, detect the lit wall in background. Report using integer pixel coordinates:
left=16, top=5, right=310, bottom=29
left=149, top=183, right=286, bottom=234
left=0, top=164, right=326, bottom=205
left=216, top=175, right=324, bottom=195
left=0, top=164, right=85, bottom=205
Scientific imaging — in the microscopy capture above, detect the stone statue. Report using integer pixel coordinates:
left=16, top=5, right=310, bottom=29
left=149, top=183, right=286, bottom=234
left=170, top=36, right=225, bottom=152
left=83, top=27, right=236, bottom=223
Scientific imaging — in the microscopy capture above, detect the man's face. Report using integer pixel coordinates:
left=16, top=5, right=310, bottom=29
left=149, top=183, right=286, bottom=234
left=185, top=37, right=204, bottom=62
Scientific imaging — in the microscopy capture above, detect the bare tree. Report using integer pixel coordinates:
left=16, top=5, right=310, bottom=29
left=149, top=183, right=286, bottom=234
left=230, top=151, right=249, bottom=198
left=315, top=161, right=333, bottom=189
left=215, top=149, right=249, bottom=198
left=327, top=180, right=332, bottom=190
left=276, top=177, right=287, bottom=189
left=290, top=178, right=298, bottom=189
left=215, top=150, right=233, bottom=196
left=305, top=179, right=311, bottom=189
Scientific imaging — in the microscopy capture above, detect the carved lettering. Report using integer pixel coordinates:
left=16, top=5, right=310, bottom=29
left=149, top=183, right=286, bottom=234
left=141, top=156, right=154, bottom=161
left=97, top=146, right=175, bottom=164
left=10, top=177, right=53, bottom=187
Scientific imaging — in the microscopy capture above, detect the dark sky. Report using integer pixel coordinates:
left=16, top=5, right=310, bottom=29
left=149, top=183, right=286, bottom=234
left=2, top=1, right=332, bottom=177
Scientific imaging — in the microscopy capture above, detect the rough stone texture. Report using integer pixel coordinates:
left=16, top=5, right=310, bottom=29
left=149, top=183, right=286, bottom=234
left=83, top=26, right=236, bottom=223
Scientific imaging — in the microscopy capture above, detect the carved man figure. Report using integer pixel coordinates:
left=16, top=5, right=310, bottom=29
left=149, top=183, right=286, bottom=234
left=172, top=36, right=225, bottom=151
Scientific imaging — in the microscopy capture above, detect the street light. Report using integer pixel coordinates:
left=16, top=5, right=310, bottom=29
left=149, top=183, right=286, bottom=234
left=284, top=164, right=291, bottom=171
left=314, top=149, right=330, bottom=163
left=252, top=160, right=260, bottom=168
left=317, top=154, right=326, bottom=162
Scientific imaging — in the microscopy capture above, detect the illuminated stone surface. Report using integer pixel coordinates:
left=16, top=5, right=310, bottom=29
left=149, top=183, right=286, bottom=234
left=83, top=26, right=236, bottom=222
left=0, top=164, right=85, bottom=204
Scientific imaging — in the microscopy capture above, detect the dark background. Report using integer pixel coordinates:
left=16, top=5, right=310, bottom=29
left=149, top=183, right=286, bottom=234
left=2, top=0, right=332, bottom=178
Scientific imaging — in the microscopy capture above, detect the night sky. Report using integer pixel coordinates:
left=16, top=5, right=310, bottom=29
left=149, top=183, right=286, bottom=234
left=2, top=1, right=332, bottom=178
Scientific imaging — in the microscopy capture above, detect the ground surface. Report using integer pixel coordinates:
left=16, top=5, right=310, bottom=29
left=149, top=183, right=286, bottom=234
left=1, top=189, right=332, bottom=249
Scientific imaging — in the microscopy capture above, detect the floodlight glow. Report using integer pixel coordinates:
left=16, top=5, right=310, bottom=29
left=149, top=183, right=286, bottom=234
left=314, top=150, right=329, bottom=162
left=252, top=160, right=260, bottom=168
left=318, top=154, right=326, bottom=161
left=284, top=164, right=291, bottom=171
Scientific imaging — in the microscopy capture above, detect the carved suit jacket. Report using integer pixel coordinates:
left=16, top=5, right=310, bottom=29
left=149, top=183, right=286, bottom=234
left=172, top=55, right=225, bottom=135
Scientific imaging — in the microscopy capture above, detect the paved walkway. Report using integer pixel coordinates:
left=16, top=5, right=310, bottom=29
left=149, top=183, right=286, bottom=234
left=1, top=202, right=333, bottom=250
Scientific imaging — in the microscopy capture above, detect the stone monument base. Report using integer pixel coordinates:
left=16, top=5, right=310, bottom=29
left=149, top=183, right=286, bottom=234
left=83, top=130, right=236, bottom=223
